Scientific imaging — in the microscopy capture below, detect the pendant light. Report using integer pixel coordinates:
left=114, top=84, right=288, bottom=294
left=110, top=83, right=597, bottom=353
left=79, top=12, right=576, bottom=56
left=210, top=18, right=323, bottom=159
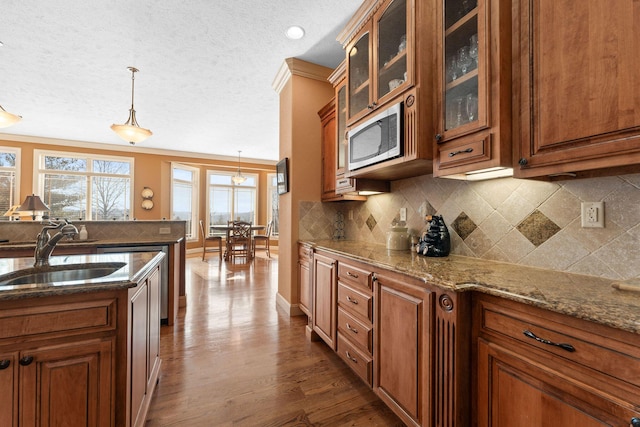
left=111, top=66, right=152, bottom=145
left=231, top=150, right=247, bottom=185
left=0, top=104, right=22, bottom=128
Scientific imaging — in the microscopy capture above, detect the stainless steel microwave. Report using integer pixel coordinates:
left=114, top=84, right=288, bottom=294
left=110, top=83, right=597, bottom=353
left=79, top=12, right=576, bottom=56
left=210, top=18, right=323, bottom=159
left=347, top=102, right=402, bottom=171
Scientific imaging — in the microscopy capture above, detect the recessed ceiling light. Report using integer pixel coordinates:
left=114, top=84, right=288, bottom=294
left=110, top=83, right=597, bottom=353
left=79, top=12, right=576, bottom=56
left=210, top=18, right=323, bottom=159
left=285, top=26, right=305, bottom=40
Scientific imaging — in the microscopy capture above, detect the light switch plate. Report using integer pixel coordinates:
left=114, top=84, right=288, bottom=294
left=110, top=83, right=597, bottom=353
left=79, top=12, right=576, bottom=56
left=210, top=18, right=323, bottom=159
left=581, top=202, right=604, bottom=228
left=400, top=207, right=407, bottom=222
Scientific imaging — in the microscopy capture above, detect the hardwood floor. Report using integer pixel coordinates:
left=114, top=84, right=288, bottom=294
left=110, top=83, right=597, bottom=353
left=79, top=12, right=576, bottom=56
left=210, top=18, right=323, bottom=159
left=145, top=254, right=404, bottom=426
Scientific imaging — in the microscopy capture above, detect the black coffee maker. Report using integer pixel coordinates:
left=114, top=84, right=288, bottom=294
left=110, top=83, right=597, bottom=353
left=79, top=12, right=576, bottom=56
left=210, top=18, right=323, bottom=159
left=417, top=215, right=450, bottom=257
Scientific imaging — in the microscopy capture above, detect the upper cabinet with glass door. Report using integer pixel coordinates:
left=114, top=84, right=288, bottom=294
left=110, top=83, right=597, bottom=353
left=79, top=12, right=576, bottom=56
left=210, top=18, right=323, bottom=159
left=347, top=0, right=410, bottom=124
left=433, top=0, right=512, bottom=179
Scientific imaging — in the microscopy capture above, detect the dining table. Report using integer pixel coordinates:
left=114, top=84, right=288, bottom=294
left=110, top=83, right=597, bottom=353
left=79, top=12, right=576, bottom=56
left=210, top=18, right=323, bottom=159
left=210, top=224, right=265, bottom=261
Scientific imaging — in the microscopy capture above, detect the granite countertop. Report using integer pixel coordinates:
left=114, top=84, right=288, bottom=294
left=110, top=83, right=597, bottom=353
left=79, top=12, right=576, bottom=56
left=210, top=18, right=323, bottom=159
left=0, top=237, right=183, bottom=251
left=0, top=251, right=165, bottom=300
left=305, top=239, right=640, bottom=335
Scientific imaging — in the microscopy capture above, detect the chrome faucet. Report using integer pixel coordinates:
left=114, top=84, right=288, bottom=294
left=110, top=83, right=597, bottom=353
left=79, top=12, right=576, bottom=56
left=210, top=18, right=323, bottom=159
left=34, top=219, right=79, bottom=267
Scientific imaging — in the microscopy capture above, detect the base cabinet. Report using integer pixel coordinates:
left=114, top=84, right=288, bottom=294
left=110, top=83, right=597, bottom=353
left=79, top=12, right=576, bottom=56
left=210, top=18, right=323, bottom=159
left=298, top=243, right=312, bottom=317
left=474, top=294, right=640, bottom=427
left=374, top=272, right=432, bottom=427
left=312, top=252, right=338, bottom=349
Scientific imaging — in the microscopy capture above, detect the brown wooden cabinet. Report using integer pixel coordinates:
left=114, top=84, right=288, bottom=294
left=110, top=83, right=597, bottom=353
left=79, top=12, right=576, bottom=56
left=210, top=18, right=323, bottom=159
left=373, top=270, right=432, bottom=427
left=0, top=257, right=162, bottom=427
left=338, top=0, right=434, bottom=181
left=297, top=243, right=312, bottom=318
left=474, top=294, right=640, bottom=426
left=129, top=265, right=161, bottom=427
left=513, top=0, right=640, bottom=179
left=312, top=251, right=338, bottom=349
left=433, top=0, right=512, bottom=178
left=336, top=260, right=374, bottom=386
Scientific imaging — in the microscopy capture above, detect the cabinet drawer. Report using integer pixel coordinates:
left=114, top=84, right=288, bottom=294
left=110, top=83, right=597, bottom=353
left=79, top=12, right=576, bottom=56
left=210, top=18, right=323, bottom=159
left=338, top=282, right=372, bottom=322
left=337, top=333, right=373, bottom=387
left=479, top=301, right=640, bottom=388
left=437, top=137, right=490, bottom=168
left=338, top=307, right=372, bottom=355
left=338, top=262, right=371, bottom=290
left=298, top=244, right=312, bottom=261
left=0, top=299, right=117, bottom=340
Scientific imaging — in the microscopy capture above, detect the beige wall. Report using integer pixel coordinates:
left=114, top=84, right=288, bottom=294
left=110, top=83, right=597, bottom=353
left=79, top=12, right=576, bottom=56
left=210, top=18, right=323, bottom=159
left=274, top=59, right=334, bottom=313
left=0, top=137, right=275, bottom=250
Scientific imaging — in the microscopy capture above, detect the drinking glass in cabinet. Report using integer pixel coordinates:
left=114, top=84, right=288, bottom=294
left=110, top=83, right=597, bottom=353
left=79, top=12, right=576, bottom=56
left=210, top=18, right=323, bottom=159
left=457, top=46, right=472, bottom=75
left=466, top=93, right=478, bottom=122
left=469, top=34, right=478, bottom=68
left=447, top=57, right=459, bottom=82
left=454, top=96, right=465, bottom=127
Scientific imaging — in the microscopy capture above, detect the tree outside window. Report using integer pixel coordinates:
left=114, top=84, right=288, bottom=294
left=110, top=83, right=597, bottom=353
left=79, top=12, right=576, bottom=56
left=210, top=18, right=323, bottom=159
left=36, top=151, right=133, bottom=220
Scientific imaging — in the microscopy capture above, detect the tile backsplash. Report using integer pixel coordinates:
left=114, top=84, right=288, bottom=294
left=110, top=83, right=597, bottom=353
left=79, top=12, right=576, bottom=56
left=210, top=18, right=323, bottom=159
left=299, top=173, right=640, bottom=280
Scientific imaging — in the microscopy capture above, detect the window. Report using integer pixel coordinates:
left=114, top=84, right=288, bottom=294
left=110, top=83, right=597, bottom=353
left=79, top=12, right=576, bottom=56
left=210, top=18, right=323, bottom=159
left=267, top=173, right=279, bottom=237
left=206, top=171, right=257, bottom=227
left=35, top=150, right=133, bottom=220
left=171, top=163, right=199, bottom=240
left=0, top=147, right=20, bottom=220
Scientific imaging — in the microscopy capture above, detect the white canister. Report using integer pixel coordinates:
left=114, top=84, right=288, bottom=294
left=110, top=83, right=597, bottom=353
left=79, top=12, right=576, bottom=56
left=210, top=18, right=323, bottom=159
left=386, top=227, right=410, bottom=250
left=79, top=224, right=88, bottom=240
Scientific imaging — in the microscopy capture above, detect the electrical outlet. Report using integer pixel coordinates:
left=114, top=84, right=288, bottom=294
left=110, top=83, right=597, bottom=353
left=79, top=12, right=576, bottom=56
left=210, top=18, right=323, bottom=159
left=348, top=210, right=354, bottom=220
left=581, top=202, right=605, bottom=228
left=159, top=227, right=171, bottom=235
left=400, top=207, right=407, bottom=222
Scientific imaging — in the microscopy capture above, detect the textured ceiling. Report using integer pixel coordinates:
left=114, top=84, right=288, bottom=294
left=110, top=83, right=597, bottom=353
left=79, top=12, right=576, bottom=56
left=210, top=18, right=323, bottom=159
left=0, top=0, right=362, bottom=162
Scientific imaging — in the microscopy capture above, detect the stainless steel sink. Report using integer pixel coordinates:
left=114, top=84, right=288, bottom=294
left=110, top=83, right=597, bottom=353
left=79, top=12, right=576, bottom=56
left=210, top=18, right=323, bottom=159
left=0, top=262, right=126, bottom=287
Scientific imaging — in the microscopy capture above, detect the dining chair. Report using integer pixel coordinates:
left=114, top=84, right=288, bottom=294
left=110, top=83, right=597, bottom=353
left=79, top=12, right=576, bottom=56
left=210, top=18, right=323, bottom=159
left=252, top=220, right=273, bottom=258
left=199, top=220, right=222, bottom=261
left=227, top=220, right=253, bottom=263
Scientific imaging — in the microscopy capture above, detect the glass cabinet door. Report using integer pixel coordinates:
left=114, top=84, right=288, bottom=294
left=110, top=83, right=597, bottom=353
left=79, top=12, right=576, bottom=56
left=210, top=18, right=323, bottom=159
left=336, top=84, right=347, bottom=173
left=348, top=31, right=371, bottom=119
left=376, top=0, right=408, bottom=100
left=443, top=0, right=480, bottom=133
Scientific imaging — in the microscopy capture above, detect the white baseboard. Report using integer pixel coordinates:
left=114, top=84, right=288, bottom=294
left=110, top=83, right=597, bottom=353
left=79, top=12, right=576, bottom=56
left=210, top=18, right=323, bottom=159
left=275, top=292, right=304, bottom=317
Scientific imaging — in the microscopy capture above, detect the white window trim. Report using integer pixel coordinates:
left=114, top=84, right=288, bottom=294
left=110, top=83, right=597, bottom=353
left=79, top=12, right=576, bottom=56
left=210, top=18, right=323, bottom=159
left=33, top=149, right=134, bottom=220
left=0, top=146, right=21, bottom=209
left=205, top=170, right=259, bottom=229
left=171, top=162, right=199, bottom=241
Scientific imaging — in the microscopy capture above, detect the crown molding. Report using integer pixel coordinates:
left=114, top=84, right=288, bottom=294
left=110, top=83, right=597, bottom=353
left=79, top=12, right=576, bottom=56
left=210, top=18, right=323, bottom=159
left=272, top=58, right=334, bottom=94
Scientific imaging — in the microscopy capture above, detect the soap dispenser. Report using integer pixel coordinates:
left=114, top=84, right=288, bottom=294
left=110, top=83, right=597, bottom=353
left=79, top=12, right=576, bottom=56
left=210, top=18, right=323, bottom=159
left=79, top=224, right=88, bottom=240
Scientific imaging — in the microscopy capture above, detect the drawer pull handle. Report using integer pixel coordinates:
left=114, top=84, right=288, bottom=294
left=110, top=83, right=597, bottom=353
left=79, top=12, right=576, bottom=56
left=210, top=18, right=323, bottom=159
left=0, top=359, right=10, bottom=370
left=347, top=271, right=359, bottom=279
left=449, top=148, right=473, bottom=157
left=346, top=295, right=359, bottom=305
left=523, top=330, right=575, bottom=353
left=19, top=356, right=34, bottom=366
left=346, top=323, right=358, bottom=334
left=345, top=351, right=358, bottom=363
left=631, top=417, right=640, bottom=427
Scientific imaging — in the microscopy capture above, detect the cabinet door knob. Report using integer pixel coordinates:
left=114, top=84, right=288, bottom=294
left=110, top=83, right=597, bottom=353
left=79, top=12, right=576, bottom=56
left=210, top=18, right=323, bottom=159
left=0, top=359, right=10, bottom=370
left=518, top=157, right=528, bottom=166
left=631, top=417, right=640, bottom=427
left=19, top=355, right=34, bottom=366
left=435, top=134, right=443, bottom=143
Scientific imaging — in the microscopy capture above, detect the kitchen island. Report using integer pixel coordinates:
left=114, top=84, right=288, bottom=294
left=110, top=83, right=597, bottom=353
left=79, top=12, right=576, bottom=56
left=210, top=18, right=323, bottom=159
left=0, top=252, right=164, bottom=427
left=302, top=239, right=640, bottom=427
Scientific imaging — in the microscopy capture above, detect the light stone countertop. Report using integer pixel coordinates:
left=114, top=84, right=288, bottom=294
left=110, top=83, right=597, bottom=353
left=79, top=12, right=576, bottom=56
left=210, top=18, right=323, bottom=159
left=305, top=239, right=640, bottom=335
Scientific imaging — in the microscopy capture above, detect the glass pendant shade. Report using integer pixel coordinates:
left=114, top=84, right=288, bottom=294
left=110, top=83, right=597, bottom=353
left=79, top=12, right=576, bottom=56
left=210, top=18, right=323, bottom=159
left=0, top=105, right=22, bottom=128
left=111, top=67, right=152, bottom=145
left=231, top=150, right=247, bottom=184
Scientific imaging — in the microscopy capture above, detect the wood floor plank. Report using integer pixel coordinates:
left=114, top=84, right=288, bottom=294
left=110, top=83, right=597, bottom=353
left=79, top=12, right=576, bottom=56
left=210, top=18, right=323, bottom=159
left=145, top=254, right=404, bottom=426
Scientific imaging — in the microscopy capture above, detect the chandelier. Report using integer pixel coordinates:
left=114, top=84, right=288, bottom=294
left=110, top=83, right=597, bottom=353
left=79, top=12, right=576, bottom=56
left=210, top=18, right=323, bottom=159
left=231, top=151, right=247, bottom=185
